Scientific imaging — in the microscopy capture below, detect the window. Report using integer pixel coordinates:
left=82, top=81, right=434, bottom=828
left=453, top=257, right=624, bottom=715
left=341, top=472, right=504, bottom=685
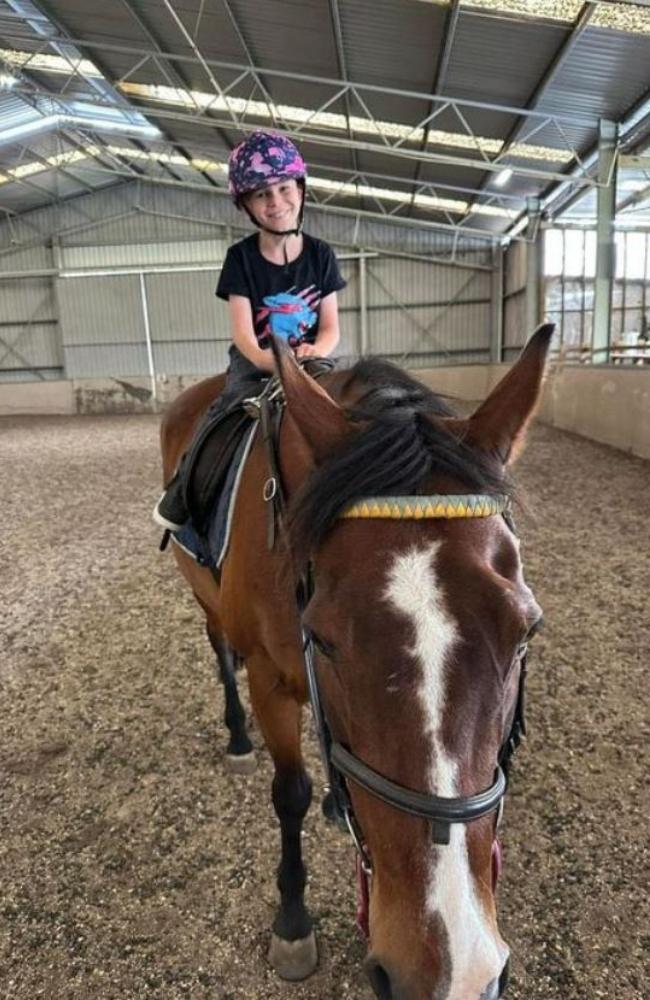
left=544, top=228, right=650, bottom=361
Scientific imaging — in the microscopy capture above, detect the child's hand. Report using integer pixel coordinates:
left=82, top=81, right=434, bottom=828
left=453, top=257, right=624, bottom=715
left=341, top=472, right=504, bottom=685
left=294, top=343, right=320, bottom=359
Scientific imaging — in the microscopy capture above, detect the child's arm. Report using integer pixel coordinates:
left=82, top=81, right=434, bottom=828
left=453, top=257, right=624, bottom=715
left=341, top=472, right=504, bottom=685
left=295, top=291, right=341, bottom=359
left=229, top=295, right=276, bottom=373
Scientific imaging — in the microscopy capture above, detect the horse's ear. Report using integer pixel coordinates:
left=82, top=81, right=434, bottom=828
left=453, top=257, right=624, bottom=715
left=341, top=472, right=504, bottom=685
left=460, top=323, right=554, bottom=465
left=270, top=338, right=350, bottom=463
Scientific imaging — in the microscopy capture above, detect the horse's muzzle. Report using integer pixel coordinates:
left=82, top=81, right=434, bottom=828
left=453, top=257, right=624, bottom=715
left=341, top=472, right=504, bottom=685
left=480, top=958, right=511, bottom=999
left=364, top=957, right=511, bottom=1000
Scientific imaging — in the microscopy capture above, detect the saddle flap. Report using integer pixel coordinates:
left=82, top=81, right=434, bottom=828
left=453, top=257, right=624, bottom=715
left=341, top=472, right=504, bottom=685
left=185, top=407, right=253, bottom=534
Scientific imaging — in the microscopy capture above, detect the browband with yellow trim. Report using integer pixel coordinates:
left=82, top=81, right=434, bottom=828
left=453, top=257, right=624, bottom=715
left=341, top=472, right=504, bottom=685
left=340, top=494, right=509, bottom=520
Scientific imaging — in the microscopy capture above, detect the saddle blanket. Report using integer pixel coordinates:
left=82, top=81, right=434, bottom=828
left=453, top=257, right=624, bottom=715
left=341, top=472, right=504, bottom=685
left=171, top=421, right=258, bottom=569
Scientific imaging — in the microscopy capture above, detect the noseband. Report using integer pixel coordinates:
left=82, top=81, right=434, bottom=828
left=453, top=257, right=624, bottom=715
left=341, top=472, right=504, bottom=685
left=299, top=492, right=528, bottom=870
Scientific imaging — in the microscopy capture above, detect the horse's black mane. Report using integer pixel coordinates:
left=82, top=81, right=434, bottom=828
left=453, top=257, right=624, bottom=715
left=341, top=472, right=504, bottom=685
left=288, top=356, right=512, bottom=558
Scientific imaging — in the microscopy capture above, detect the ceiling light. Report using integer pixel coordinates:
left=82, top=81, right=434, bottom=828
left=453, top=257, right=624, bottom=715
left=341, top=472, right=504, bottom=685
left=494, top=168, right=513, bottom=187
left=493, top=167, right=512, bottom=187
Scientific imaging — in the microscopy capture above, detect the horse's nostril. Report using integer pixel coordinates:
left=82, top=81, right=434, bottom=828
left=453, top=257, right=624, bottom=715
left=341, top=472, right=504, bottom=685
left=498, top=957, right=511, bottom=996
left=364, top=958, right=393, bottom=999
left=479, top=979, right=500, bottom=1000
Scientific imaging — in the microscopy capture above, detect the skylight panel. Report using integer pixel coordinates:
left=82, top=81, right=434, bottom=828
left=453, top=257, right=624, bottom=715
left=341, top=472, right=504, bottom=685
left=460, top=0, right=582, bottom=22
left=591, top=3, right=650, bottom=35
left=119, top=82, right=573, bottom=165
left=418, top=0, right=650, bottom=34
left=0, top=48, right=103, bottom=77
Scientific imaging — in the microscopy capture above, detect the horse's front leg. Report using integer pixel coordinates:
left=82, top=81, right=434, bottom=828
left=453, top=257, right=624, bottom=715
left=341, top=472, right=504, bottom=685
left=248, top=660, right=317, bottom=981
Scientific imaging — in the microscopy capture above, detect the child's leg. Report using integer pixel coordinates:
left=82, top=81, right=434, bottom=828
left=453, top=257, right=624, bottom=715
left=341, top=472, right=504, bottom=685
left=153, top=353, right=265, bottom=530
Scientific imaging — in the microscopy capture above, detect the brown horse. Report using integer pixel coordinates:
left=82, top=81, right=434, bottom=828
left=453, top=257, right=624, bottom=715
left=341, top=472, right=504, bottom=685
left=159, top=325, right=553, bottom=1000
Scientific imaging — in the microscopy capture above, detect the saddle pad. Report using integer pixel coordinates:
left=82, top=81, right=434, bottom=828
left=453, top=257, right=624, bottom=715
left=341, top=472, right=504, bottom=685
left=171, top=421, right=258, bottom=569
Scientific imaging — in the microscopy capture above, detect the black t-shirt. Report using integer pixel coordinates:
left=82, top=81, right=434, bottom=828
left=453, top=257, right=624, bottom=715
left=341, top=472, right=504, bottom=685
left=216, top=233, right=346, bottom=349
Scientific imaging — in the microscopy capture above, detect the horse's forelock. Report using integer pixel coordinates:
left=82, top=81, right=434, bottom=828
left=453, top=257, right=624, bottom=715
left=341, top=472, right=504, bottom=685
left=286, top=361, right=512, bottom=563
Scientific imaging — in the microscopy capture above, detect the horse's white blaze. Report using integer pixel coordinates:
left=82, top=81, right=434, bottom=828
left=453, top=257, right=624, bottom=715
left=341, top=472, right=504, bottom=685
left=385, top=544, right=507, bottom=999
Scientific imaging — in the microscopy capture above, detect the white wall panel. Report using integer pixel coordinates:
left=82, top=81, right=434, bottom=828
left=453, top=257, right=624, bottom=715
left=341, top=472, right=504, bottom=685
left=0, top=181, right=499, bottom=382
left=62, top=239, right=228, bottom=270
left=63, top=344, right=150, bottom=378
left=145, top=270, right=224, bottom=342
left=58, top=274, right=146, bottom=376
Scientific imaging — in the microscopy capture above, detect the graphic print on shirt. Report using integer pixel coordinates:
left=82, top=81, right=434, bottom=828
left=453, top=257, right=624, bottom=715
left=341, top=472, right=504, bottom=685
left=255, top=285, right=321, bottom=346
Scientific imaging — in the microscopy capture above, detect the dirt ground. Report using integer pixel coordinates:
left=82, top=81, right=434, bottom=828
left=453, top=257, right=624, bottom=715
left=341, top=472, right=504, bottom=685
left=1, top=409, right=648, bottom=1000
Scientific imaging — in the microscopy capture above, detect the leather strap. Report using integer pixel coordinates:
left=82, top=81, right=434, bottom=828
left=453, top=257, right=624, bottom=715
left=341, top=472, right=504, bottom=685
left=259, top=393, right=287, bottom=549
left=331, top=743, right=507, bottom=846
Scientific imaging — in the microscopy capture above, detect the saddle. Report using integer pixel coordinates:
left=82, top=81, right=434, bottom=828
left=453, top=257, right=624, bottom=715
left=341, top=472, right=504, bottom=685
left=183, top=401, right=255, bottom=536
left=171, top=357, right=336, bottom=560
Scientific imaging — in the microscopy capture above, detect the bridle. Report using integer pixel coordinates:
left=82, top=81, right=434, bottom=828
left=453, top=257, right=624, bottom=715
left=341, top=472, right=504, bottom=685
left=298, top=492, right=529, bottom=873
left=252, top=381, right=529, bottom=873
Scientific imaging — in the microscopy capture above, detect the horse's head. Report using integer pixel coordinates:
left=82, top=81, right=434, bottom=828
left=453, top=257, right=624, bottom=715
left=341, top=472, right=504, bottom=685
left=274, top=328, right=552, bottom=1000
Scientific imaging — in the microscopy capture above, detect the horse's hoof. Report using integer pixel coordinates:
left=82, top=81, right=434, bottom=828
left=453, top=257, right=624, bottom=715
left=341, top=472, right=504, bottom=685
left=268, top=930, right=318, bottom=981
left=224, top=750, right=257, bottom=775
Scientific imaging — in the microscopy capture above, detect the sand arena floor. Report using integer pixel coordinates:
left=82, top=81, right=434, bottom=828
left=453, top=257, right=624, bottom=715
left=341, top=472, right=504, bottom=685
left=1, top=410, right=648, bottom=1000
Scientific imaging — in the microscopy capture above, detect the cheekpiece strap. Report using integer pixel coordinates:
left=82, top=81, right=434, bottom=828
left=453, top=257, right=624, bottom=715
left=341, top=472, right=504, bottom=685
left=341, top=493, right=509, bottom=521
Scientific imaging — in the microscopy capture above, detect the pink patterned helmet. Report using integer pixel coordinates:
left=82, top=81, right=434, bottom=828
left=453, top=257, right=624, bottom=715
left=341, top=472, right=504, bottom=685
left=228, top=130, right=307, bottom=205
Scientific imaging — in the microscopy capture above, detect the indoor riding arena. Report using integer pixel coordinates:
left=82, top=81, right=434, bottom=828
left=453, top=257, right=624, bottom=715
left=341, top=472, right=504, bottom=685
left=1, top=4, right=649, bottom=1000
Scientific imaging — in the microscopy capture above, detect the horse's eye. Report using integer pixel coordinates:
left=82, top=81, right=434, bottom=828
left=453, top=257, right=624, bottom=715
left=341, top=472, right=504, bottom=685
left=526, top=616, right=544, bottom=640
left=306, top=629, right=337, bottom=661
left=517, top=616, right=544, bottom=658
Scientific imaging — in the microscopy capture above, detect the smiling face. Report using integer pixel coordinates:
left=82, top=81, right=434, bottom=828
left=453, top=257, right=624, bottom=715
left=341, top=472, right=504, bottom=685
left=304, top=513, right=543, bottom=1000
left=243, top=178, right=302, bottom=230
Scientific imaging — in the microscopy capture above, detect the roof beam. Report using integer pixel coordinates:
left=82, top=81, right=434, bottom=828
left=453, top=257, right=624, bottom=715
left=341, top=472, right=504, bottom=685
left=328, top=0, right=359, bottom=180
left=0, top=28, right=602, bottom=128
left=3, top=83, right=599, bottom=188
left=468, top=2, right=598, bottom=225
left=22, top=0, right=189, bottom=189
left=23, top=155, right=514, bottom=243
left=116, top=0, right=224, bottom=187
left=409, top=0, right=461, bottom=219
left=159, top=0, right=239, bottom=129
left=221, top=0, right=289, bottom=133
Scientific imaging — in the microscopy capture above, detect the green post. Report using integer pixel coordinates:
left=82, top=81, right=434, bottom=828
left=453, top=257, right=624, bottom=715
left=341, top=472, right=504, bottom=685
left=592, top=120, right=618, bottom=364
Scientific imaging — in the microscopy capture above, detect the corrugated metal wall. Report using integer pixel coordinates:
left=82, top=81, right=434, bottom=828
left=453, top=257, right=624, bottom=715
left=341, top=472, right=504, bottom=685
left=365, top=256, right=491, bottom=366
left=0, top=271, right=61, bottom=382
left=0, top=183, right=497, bottom=382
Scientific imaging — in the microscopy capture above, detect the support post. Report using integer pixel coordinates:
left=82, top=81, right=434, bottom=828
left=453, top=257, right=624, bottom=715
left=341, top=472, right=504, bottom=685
left=490, top=243, right=504, bottom=362
left=51, top=237, right=65, bottom=377
left=525, top=198, right=543, bottom=336
left=592, top=120, right=618, bottom=364
left=139, top=271, right=158, bottom=410
left=359, top=253, right=368, bottom=357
